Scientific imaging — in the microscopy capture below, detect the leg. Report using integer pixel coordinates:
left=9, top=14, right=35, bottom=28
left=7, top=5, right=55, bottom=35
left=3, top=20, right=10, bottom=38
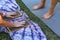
left=42, top=0, right=58, bottom=19
left=32, top=0, right=46, bottom=10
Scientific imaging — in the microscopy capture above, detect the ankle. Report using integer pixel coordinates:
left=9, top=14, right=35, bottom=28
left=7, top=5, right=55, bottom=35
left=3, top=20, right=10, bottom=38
left=48, top=10, right=54, bottom=15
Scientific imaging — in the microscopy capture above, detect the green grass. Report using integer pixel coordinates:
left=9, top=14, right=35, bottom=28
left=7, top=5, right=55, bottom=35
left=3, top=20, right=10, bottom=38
left=0, top=32, right=12, bottom=40
left=0, top=0, right=60, bottom=40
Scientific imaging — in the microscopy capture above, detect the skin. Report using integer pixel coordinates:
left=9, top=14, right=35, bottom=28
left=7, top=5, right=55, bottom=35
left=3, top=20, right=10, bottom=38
left=0, top=12, right=14, bottom=28
left=32, top=0, right=58, bottom=19
left=0, top=12, right=25, bottom=28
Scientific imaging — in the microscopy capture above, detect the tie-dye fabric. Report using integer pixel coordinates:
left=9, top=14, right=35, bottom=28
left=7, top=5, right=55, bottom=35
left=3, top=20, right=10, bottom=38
left=0, top=0, right=20, bottom=12
left=0, top=0, right=47, bottom=40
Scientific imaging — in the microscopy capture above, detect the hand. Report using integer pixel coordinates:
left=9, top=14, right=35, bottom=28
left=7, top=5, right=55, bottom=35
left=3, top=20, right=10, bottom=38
left=0, top=15, right=14, bottom=27
left=13, top=21, right=25, bottom=27
left=3, top=20, right=15, bottom=28
left=5, top=12, right=17, bottom=18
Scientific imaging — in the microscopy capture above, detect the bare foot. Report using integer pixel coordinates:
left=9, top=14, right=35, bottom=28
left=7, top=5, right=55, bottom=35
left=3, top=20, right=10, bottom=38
left=42, top=11, right=54, bottom=19
left=32, top=4, right=45, bottom=10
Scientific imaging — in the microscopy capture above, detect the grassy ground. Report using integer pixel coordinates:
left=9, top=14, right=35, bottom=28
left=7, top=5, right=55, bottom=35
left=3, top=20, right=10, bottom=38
left=0, top=32, right=12, bottom=40
left=0, top=0, right=60, bottom=40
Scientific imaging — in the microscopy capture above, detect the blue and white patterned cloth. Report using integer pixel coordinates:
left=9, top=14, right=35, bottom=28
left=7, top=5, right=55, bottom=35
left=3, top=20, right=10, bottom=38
left=0, top=0, right=47, bottom=40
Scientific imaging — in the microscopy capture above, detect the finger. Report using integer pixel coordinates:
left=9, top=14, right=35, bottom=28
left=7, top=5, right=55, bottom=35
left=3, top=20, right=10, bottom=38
left=19, top=21, right=26, bottom=25
left=7, top=15, right=15, bottom=18
left=9, top=16, right=15, bottom=18
left=14, top=23, right=24, bottom=27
